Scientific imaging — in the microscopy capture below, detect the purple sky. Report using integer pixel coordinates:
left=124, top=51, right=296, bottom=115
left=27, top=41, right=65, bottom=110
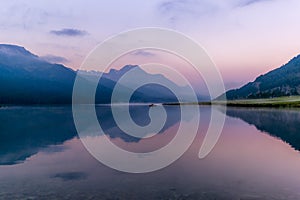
left=1, top=0, right=300, bottom=89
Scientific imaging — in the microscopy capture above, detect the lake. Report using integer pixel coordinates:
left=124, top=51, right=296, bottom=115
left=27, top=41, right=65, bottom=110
left=1, top=105, right=300, bottom=199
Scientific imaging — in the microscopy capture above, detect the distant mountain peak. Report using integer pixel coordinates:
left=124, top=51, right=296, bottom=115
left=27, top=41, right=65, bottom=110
left=109, top=65, right=140, bottom=74
left=0, top=44, right=37, bottom=58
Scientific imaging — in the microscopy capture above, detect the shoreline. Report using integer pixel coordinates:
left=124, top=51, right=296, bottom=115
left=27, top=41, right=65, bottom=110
left=2, top=97, right=300, bottom=108
left=163, top=96, right=300, bottom=108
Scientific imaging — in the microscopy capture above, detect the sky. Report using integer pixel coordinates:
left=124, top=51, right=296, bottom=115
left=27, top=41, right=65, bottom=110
left=1, top=0, right=300, bottom=89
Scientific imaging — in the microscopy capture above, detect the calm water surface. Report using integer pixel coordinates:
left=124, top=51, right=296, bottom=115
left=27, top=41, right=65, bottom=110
left=1, top=105, right=300, bottom=199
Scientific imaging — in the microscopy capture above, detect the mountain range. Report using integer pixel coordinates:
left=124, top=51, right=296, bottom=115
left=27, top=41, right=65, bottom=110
left=219, top=55, right=300, bottom=100
left=0, top=44, right=196, bottom=104
left=2, top=44, right=299, bottom=103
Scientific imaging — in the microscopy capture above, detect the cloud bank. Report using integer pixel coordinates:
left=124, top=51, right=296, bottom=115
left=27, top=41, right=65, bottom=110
left=41, top=54, right=69, bottom=64
left=50, top=28, right=87, bottom=37
left=131, top=50, right=156, bottom=57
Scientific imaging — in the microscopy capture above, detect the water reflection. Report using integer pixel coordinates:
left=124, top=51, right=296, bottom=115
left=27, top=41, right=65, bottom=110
left=95, top=104, right=182, bottom=142
left=0, top=105, right=184, bottom=165
left=0, top=107, right=76, bottom=165
left=225, top=107, right=300, bottom=152
left=1, top=106, right=300, bottom=199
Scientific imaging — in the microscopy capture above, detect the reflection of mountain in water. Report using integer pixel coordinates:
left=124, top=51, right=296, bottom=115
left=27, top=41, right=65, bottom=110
left=0, top=107, right=76, bottom=165
left=96, top=105, right=181, bottom=142
left=0, top=105, right=183, bottom=165
left=225, top=108, right=300, bottom=151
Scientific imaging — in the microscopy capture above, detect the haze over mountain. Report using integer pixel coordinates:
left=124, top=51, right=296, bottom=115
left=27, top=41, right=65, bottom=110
left=0, top=44, right=202, bottom=104
left=80, top=65, right=206, bottom=102
left=218, top=55, right=300, bottom=100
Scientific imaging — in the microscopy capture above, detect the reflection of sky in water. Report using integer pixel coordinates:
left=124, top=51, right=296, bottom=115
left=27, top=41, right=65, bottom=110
left=1, top=106, right=300, bottom=199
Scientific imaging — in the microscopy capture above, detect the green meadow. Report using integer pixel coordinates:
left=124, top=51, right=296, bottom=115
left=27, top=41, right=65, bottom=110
left=213, top=96, right=300, bottom=108
left=164, top=96, right=300, bottom=108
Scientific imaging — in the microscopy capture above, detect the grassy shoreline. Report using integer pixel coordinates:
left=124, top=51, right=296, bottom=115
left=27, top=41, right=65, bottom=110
left=163, top=96, right=300, bottom=108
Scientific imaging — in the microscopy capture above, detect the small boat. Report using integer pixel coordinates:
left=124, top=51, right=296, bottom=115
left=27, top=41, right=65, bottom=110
left=149, top=103, right=155, bottom=107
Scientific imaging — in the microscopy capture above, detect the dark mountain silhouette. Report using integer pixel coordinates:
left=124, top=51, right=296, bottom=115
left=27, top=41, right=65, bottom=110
left=0, top=44, right=195, bottom=104
left=218, top=55, right=300, bottom=100
left=0, top=44, right=76, bottom=104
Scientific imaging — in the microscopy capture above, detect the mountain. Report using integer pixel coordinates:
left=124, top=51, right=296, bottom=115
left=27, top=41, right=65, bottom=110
left=80, top=65, right=197, bottom=102
left=0, top=44, right=191, bottom=104
left=0, top=44, right=77, bottom=104
left=218, top=55, right=300, bottom=100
